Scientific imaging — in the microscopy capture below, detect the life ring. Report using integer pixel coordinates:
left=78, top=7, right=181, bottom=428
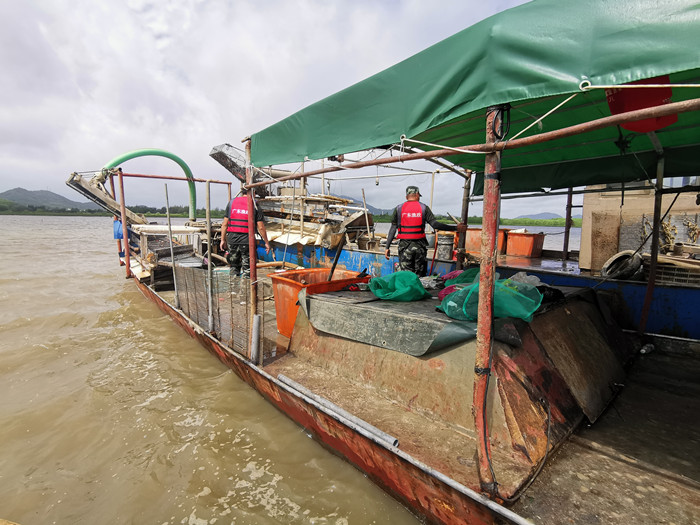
left=601, top=250, right=643, bottom=280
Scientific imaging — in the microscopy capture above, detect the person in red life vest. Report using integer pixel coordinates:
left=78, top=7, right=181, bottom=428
left=219, top=188, right=271, bottom=277
left=384, top=186, right=466, bottom=276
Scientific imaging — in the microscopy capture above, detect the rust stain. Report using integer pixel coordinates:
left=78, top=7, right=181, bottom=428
left=137, top=280, right=522, bottom=525
left=429, top=358, right=446, bottom=371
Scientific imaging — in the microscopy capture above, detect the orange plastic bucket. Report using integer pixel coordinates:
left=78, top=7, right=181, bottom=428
left=270, top=268, right=370, bottom=338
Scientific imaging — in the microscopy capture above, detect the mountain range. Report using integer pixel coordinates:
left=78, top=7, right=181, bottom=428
left=337, top=194, right=389, bottom=215
left=1, top=188, right=582, bottom=219
left=0, top=188, right=100, bottom=210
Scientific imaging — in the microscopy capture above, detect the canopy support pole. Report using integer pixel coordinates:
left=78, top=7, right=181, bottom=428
left=246, top=140, right=259, bottom=360
left=457, top=170, right=472, bottom=270
left=206, top=180, right=214, bottom=333
left=563, top=187, right=573, bottom=260
left=639, top=154, right=665, bottom=333
left=474, top=106, right=504, bottom=496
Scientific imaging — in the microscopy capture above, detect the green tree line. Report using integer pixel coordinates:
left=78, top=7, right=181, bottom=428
left=0, top=199, right=226, bottom=218
left=1, top=199, right=581, bottom=226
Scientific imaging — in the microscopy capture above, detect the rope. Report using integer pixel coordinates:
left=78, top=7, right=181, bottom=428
left=579, top=80, right=700, bottom=91
left=508, top=93, right=579, bottom=142
left=400, top=135, right=488, bottom=155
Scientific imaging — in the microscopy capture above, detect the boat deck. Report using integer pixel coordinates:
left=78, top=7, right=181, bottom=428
left=513, top=344, right=700, bottom=524
left=258, top=285, right=700, bottom=524
left=156, top=267, right=699, bottom=524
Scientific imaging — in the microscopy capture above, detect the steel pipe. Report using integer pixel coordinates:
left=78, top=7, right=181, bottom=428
left=250, top=314, right=262, bottom=364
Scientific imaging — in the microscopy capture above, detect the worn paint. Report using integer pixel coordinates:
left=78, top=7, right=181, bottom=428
left=135, top=280, right=522, bottom=525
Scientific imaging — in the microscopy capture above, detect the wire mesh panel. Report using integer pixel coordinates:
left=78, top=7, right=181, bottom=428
left=174, top=266, right=251, bottom=356
left=213, top=270, right=250, bottom=355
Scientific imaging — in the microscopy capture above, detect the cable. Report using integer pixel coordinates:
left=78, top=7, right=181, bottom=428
left=509, top=94, right=579, bottom=142
left=482, top=332, right=499, bottom=487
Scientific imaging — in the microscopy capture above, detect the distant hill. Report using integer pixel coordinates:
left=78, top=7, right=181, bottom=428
left=515, top=212, right=562, bottom=220
left=0, top=188, right=100, bottom=210
left=337, top=194, right=389, bottom=215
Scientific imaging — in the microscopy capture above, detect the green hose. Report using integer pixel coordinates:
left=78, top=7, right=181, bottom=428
left=103, top=148, right=197, bottom=220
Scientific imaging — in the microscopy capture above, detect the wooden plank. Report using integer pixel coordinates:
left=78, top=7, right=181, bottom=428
left=529, top=298, right=625, bottom=422
left=590, top=212, right=620, bottom=272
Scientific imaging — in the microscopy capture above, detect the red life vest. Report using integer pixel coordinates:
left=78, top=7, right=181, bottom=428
left=227, top=196, right=249, bottom=233
left=397, top=201, right=426, bottom=240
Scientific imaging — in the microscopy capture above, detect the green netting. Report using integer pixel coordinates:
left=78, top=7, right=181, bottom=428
left=369, top=271, right=432, bottom=302
left=444, top=267, right=480, bottom=287
left=438, top=278, right=543, bottom=322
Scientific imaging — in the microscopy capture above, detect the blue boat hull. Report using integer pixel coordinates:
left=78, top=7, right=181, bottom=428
left=258, top=242, right=700, bottom=339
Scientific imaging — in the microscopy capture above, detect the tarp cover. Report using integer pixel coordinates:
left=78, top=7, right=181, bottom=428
left=298, top=288, right=477, bottom=356
left=250, top=0, right=700, bottom=193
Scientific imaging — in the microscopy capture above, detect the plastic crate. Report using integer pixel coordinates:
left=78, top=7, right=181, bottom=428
left=506, top=232, right=545, bottom=257
left=463, top=228, right=508, bottom=254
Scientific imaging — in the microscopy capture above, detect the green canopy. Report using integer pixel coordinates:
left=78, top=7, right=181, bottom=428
left=250, top=0, right=700, bottom=194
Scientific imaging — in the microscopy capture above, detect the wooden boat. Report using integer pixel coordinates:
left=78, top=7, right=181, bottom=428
left=68, top=1, right=700, bottom=523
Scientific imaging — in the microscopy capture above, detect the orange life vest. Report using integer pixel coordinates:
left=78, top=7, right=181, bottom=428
left=396, top=201, right=426, bottom=240
left=227, top=196, right=249, bottom=233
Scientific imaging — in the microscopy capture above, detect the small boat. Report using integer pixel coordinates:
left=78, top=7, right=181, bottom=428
left=68, top=1, right=700, bottom=523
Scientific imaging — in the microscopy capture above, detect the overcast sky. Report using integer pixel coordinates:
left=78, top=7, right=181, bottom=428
left=1, top=0, right=578, bottom=218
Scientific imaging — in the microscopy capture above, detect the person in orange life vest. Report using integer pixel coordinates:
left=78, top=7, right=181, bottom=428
left=384, top=186, right=467, bottom=276
left=219, top=188, right=271, bottom=277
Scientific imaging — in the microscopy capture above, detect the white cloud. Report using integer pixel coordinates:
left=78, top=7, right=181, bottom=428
left=0, top=0, right=579, bottom=219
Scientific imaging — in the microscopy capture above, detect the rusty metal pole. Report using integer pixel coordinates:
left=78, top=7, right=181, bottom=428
left=639, top=156, right=665, bottom=333
left=206, top=180, right=214, bottom=332
left=562, top=187, right=573, bottom=260
left=109, top=173, right=124, bottom=262
left=457, top=170, right=472, bottom=270
left=117, top=168, right=132, bottom=279
left=473, top=106, right=503, bottom=495
left=246, top=140, right=258, bottom=359
left=300, top=161, right=305, bottom=240
left=164, top=184, right=180, bottom=309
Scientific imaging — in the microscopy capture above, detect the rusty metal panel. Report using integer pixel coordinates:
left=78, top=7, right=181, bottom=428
left=529, top=298, right=625, bottom=422
left=136, top=280, right=528, bottom=525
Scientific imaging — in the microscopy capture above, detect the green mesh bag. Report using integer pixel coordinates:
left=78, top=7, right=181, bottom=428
left=369, top=271, right=432, bottom=301
left=436, top=285, right=473, bottom=320
left=438, top=278, right=543, bottom=322
left=444, top=267, right=480, bottom=287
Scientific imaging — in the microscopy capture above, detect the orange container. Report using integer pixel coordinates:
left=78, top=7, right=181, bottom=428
left=269, top=268, right=370, bottom=337
left=506, top=232, right=545, bottom=257
left=463, top=228, right=507, bottom=254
